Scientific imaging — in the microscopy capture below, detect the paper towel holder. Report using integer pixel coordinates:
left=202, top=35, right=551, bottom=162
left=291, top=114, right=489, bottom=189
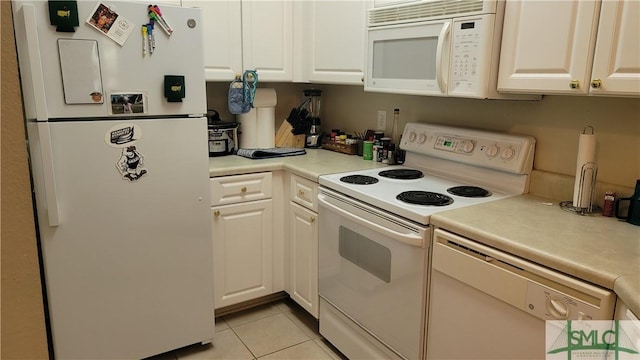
left=560, top=161, right=601, bottom=215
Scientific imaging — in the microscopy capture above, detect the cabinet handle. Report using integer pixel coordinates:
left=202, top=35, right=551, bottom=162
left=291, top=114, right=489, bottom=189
left=570, top=80, right=580, bottom=89
left=298, top=190, right=305, bottom=196
left=241, top=186, right=247, bottom=193
left=591, top=79, right=602, bottom=89
left=310, top=216, right=315, bottom=223
left=214, top=210, right=220, bottom=217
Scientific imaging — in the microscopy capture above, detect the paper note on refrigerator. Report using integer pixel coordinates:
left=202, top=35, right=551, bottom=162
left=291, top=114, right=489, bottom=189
left=86, top=2, right=133, bottom=46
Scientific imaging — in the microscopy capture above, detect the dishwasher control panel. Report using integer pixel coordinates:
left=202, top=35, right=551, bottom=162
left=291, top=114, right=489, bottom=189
left=525, top=281, right=612, bottom=321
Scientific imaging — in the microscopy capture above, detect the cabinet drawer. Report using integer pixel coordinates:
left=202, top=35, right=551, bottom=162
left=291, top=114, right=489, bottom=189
left=290, top=174, right=318, bottom=212
left=210, top=172, right=272, bottom=206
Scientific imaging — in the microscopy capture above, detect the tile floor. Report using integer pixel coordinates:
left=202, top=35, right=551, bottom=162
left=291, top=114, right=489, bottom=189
left=148, top=299, right=346, bottom=360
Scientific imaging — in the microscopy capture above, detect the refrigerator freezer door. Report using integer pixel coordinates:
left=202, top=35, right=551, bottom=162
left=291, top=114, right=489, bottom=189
left=13, top=1, right=206, bottom=119
left=29, top=117, right=214, bottom=359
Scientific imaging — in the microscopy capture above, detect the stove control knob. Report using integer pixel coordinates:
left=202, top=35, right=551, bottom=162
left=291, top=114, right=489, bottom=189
left=501, top=147, right=515, bottom=160
left=408, top=131, right=417, bottom=142
left=417, top=133, right=427, bottom=144
left=486, top=144, right=499, bottom=157
left=462, top=141, right=475, bottom=153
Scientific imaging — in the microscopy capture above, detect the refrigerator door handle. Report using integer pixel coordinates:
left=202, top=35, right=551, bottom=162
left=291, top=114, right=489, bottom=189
left=21, top=4, right=48, bottom=121
left=38, top=123, right=60, bottom=226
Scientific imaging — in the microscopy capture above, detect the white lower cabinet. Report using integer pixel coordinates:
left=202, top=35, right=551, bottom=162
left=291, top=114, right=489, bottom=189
left=287, top=174, right=319, bottom=318
left=289, top=202, right=319, bottom=317
left=210, top=173, right=274, bottom=309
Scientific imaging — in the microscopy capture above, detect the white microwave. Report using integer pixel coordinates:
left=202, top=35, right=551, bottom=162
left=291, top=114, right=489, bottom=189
left=365, top=0, right=537, bottom=100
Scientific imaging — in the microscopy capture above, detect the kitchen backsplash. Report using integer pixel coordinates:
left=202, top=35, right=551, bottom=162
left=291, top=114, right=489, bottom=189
left=206, top=82, right=640, bottom=189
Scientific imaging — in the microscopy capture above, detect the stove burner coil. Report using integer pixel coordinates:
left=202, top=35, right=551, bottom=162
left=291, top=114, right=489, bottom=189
left=340, top=175, right=379, bottom=185
left=396, top=191, right=453, bottom=206
left=379, top=169, right=424, bottom=180
left=447, top=186, right=492, bottom=198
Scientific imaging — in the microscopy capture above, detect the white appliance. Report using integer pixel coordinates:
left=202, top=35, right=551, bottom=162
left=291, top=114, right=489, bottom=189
left=427, top=229, right=616, bottom=359
left=365, top=0, right=539, bottom=99
left=318, top=122, right=536, bottom=359
left=12, top=1, right=214, bottom=359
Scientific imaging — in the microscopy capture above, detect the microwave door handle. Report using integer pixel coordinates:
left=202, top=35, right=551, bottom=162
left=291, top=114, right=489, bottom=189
left=435, top=22, right=451, bottom=94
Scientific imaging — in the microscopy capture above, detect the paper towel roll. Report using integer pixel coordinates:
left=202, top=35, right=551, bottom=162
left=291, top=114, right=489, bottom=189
left=253, top=88, right=277, bottom=107
left=237, top=89, right=278, bottom=149
left=572, top=129, right=597, bottom=208
left=238, top=109, right=258, bottom=149
left=257, top=107, right=275, bottom=148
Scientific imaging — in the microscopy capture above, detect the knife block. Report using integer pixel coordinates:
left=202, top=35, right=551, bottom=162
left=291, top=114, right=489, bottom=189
left=275, top=121, right=306, bottom=148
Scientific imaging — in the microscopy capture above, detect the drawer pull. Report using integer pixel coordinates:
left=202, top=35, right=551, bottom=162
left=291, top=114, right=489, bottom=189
left=241, top=186, right=247, bottom=193
left=214, top=210, right=220, bottom=217
left=298, top=190, right=305, bottom=196
left=310, top=216, right=315, bottom=223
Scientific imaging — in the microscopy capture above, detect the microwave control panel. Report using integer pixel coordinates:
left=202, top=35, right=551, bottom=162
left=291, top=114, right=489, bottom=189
left=449, top=15, right=495, bottom=96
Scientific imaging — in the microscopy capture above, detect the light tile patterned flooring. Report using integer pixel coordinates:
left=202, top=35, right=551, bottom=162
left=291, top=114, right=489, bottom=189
left=148, top=299, right=346, bottom=360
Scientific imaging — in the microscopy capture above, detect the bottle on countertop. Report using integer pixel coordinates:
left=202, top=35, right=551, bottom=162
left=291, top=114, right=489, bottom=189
left=603, top=191, right=615, bottom=217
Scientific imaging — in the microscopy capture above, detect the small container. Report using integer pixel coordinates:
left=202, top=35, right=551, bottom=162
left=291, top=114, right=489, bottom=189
left=373, top=144, right=380, bottom=162
left=363, top=141, right=374, bottom=160
left=603, top=191, right=615, bottom=217
left=339, top=132, right=347, bottom=143
left=330, top=129, right=339, bottom=142
left=380, top=137, right=391, bottom=161
left=387, top=144, right=396, bottom=165
left=374, top=131, right=384, bottom=142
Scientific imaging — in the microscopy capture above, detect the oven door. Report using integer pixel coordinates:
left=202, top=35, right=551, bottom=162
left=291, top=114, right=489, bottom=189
left=318, top=188, right=429, bottom=360
left=365, top=19, right=452, bottom=96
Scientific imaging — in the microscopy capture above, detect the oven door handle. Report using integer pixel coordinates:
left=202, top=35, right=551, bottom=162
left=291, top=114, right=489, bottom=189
left=318, top=193, right=424, bottom=247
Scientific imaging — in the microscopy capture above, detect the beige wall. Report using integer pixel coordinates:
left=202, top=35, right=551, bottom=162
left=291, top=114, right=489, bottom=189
left=1, top=1, right=50, bottom=359
left=207, top=83, right=640, bottom=188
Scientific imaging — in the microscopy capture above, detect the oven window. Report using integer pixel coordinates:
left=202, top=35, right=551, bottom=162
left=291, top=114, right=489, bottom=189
left=372, top=37, right=437, bottom=80
left=338, top=226, right=391, bottom=283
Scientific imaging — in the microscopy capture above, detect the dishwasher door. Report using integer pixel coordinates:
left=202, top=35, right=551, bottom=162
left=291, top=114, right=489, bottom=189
left=427, top=228, right=616, bottom=360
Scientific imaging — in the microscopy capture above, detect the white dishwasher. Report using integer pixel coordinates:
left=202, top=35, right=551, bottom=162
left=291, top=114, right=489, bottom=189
left=427, top=228, right=617, bottom=360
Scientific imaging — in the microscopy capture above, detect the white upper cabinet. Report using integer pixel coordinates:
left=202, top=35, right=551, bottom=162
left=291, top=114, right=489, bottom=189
left=242, top=1, right=294, bottom=81
left=182, top=0, right=243, bottom=81
left=498, top=0, right=640, bottom=97
left=299, top=0, right=372, bottom=84
left=590, top=0, right=640, bottom=96
left=183, top=0, right=292, bottom=82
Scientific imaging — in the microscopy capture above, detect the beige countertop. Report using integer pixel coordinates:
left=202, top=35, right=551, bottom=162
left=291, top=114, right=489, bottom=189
left=430, top=194, right=640, bottom=316
left=209, top=148, right=388, bottom=180
left=209, top=150, right=640, bottom=317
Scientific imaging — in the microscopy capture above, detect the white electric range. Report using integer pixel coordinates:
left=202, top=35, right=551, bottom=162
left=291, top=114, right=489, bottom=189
left=317, top=122, right=536, bottom=360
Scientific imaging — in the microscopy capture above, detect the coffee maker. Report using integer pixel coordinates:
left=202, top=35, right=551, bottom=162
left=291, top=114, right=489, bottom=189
left=303, top=89, right=322, bottom=148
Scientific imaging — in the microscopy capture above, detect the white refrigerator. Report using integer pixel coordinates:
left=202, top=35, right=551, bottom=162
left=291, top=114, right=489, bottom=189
left=12, top=1, right=215, bottom=358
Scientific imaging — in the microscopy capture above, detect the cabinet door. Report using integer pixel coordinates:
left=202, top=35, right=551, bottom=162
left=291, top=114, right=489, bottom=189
left=212, top=199, right=273, bottom=308
left=497, top=0, right=601, bottom=94
left=242, top=1, right=293, bottom=81
left=302, top=0, right=371, bottom=84
left=289, top=202, right=319, bottom=318
left=182, top=0, right=242, bottom=81
left=590, top=0, right=640, bottom=96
